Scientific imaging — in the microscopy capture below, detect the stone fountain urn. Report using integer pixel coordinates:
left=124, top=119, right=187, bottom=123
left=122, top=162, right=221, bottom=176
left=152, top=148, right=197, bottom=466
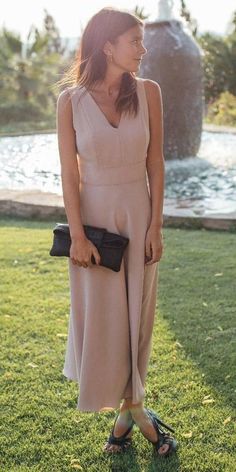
left=139, top=0, right=204, bottom=159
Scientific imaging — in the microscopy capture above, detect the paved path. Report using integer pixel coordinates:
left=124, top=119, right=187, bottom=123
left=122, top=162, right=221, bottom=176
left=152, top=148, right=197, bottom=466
left=0, top=188, right=235, bottom=231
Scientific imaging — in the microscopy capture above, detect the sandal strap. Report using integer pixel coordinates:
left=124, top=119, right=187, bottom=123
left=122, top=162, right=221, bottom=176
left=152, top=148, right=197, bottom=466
left=145, top=409, right=177, bottom=454
left=108, top=435, right=132, bottom=446
left=145, top=408, right=175, bottom=433
left=107, top=417, right=135, bottom=446
left=156, top=433, right=177, bottom=456
left=111, top=417, right=134, bottom=440
left=156, top=431, right=172, bottom=448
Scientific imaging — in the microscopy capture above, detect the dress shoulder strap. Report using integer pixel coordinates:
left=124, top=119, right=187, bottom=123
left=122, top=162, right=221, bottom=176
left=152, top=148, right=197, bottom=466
left=137, top=79, right=149, bottom=127
left=65, top=85, right=85, bottom=104
left=64, top=85, right=85, bottom=129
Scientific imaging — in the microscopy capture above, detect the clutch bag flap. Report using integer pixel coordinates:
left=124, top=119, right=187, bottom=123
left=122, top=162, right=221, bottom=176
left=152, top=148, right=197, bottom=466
left=53, top=223, right=107, bottom=248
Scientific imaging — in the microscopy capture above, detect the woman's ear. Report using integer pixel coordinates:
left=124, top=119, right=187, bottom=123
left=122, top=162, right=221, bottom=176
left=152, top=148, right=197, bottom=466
left=103, top=40, right=112, bottom=56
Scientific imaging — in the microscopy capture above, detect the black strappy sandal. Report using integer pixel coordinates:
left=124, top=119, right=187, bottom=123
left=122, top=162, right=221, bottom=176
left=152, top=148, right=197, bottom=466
left=142, top=408, right=178, bottom=457
left=103, top=414, right=135, bottom=453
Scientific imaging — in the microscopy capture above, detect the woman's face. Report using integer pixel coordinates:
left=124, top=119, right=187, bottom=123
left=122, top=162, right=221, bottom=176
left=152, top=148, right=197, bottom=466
left=105, top=24, right=147, bottom=73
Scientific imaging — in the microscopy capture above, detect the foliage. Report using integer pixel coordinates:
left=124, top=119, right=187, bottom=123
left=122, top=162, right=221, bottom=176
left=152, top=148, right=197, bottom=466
left=197, top=9, right=236, bottom=104
left=205, top=91, right=236, bottom=126
left=133, top=5, right=149, bottom=20
left=179, top=4, right=236, bottom=107
left=0, top=101, right=47, bottom=125
left=180, top=0, right=198, bottom=37
left=0, top=9, right=68, bottom=127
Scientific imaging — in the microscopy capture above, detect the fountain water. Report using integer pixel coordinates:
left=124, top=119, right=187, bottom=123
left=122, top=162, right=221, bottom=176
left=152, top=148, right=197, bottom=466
left=157, top=0, right=176, bottom=21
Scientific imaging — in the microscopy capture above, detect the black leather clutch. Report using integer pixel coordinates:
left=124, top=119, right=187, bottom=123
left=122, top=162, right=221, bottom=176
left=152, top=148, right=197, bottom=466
left=49, top=223, right=129, bottom=272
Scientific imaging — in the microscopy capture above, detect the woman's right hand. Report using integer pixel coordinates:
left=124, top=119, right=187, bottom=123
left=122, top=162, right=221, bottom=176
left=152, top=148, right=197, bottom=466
left=70, top=235, right=101, bottom=268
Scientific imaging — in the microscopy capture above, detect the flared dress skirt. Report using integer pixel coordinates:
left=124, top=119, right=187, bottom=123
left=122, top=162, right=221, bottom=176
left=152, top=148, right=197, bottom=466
left=62, top=78, right=159, bottom=412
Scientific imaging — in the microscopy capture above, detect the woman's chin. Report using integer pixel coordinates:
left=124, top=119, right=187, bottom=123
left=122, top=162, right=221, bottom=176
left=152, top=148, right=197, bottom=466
left=131, top=63, right=141, bottom=73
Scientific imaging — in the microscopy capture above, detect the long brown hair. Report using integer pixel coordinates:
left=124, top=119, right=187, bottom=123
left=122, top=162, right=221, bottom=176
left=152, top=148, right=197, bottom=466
left=55, top=7, right=143, bottom=117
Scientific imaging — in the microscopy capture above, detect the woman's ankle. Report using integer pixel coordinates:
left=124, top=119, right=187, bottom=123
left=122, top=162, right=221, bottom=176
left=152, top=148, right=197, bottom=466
left=120, top=402, right=132, bottom=415
left=130, top=405, right=146, bottom=417
left=121, top=399, right=144, bottom=416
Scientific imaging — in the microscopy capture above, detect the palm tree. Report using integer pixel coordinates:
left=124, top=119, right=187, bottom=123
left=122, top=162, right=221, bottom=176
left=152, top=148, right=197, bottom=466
left=133, top=5, right=150, bottom=20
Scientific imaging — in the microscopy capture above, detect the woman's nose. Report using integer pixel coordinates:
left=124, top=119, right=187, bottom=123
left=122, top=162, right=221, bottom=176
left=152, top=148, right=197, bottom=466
left=141, top=44, right=147, bottom=55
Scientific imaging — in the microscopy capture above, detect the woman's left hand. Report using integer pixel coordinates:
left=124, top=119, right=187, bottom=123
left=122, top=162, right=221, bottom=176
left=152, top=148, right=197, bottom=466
left=145, top=224, right=164, bottom=265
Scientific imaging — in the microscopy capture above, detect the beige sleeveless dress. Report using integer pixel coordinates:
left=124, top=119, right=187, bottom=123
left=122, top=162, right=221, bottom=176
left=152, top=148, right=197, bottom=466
left=62, top=78, right=159, bottom=412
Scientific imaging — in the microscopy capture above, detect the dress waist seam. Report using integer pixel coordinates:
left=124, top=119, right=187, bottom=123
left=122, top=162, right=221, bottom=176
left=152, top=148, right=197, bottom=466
left=80, top=176, right=147, bottom=186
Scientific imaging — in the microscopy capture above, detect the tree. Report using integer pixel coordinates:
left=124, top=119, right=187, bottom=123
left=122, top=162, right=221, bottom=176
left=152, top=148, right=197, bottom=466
left=180, top=0, right=198, bottom=37
left=133, top=5, right=149, bottom=20
left=0, top=9, right=68, bottom=125
left=198, top=33, right=232, bottom=103
left=197, top=8, right=236, bottom=103
left=224, top=10, right=236, bottom=95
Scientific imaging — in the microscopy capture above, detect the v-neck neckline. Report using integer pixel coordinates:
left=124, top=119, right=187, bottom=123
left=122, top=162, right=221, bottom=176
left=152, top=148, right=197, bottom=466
left=82, top=86, right=123, bottom=130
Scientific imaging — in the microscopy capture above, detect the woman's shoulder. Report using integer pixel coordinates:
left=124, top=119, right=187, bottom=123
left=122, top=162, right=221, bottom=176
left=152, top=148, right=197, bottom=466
left=136, top=78, right=162, bottom=108
left=57, top=84, right=84, bottom=109
left=137, top=77, right=161, bottom=94
left=58, top=83, right=84, bottom=97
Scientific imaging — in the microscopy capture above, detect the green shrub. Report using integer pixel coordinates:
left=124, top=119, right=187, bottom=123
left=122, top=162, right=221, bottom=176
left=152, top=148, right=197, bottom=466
left=0, top=100, right=47, bottom=124
left=205, top=91, right=236, bottom=126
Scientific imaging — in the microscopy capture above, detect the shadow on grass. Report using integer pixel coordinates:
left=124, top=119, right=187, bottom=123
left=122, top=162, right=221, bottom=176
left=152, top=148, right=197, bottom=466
left=159, top=227, right=236, bottom=410
left=106, top=448, right=180, bottom=472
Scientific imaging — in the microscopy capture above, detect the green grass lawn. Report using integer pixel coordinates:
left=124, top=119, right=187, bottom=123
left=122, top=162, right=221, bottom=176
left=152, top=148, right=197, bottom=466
left=0, top=217, right=235, bottom=472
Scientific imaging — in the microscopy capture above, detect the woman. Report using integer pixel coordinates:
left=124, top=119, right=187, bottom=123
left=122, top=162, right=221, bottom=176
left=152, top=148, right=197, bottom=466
left=56, top=6, right=177, bottom=457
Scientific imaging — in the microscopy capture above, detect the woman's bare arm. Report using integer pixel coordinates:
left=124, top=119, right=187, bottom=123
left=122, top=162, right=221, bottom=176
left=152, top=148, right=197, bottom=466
left=56, top=89, right=86, bottom=240
left=144, top=79, right=165, bottom=229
